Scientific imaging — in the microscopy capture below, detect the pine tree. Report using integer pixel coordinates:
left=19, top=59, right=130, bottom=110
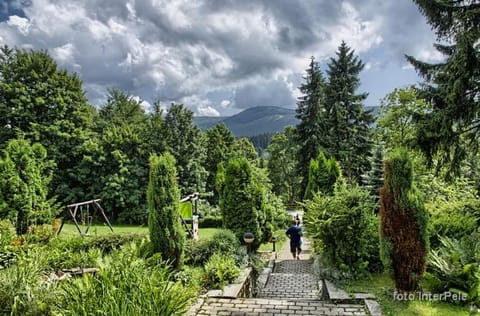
left=325, top=41, right=373, bottom=181
left=147, top=152, right=185, bottom=269
left=380, top=149, right=428, bottom=291
left=295, top=57, right=328, bottom=197
left=406, top=1, right=480, bottom=175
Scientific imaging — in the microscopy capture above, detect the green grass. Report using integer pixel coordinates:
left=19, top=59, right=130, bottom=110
left=58, top=223, right=220, bottom=240
left=341, top=273, right=474, bottom=316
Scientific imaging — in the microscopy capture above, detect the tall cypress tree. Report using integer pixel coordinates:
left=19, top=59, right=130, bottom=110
left=325, top=42, right=373, bottom=181
left=380, top=149, right=428, bottom=291
left=295, top=57, right=328, bottom=197
left=406, top=0, right=480, bottom=175
left=148, top=152, right=185, bottom=269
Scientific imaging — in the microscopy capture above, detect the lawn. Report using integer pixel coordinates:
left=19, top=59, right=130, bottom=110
left=341, top=273, right=474, bottom=316
left=58, top=223, right=221, bottom=240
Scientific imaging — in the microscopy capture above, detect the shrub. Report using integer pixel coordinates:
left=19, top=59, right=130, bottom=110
left=203, top=253, right=240, bottom=289
left=380, top=148, right=428, bottom=292
left=304, top=184, right=382, bottom=278
left=425, top=234, right=480, bottom=305
left=184, top=229, right=240, bottom=266
left=200, top=215, right=223, bottom=228
left=147, top=153, right=185, bottom=269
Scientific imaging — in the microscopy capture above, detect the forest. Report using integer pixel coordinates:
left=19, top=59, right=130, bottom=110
left=0, top=0, right=479, bottom=315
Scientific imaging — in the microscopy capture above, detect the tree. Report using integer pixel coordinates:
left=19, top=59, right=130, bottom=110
left=406, top=0, right=480, bottom=175
left=376, top=87, right=428, bottom=151
left=0, top=139, right=56, bottom=234
left=325, top=41, right=374, bottom=181
left=304, top=151, right=341, bottom=200
left=0, top=46, right=96, bottom=202
left=147, top=152, right=185, bottom=269
left=266, top=127, right=301, bottom=206
left=295, top=57, right=328, bottom=197
left=380, top=148, right=428, bottom=291
left=219, top=157, right=263, bottom=249
left=361, top=141, right=385, bottom=210
left=204, top=124, right=235, bottom=205
left=229, top=137, right=259, bottom=166
left=163, top=104, right=206, bottom=195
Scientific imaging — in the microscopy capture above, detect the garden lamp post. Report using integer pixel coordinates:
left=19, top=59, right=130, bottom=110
left=243, top=232, right=255, bottom=257
left=271, top=236, right=277, bottom=259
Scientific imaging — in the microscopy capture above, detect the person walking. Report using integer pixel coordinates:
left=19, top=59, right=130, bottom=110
left=286, top=219, right=303, bottom=260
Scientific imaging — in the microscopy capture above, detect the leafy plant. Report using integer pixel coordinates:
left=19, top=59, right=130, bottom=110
left=203, top=253, right=240, bottom=289
left=54, top=243, right=194, bottom=316
left=304, top=184, right=382, bottom=278
left=425, top=234, right=480, bottom=305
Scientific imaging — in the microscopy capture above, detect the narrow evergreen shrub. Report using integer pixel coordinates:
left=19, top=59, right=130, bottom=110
left=304, top=151, right=341, bottom=200
left=380, top=148, right=428, bottom=292
left=148, top=153, right=185, bottom=269
left=219, top=158, right=263, bottom=248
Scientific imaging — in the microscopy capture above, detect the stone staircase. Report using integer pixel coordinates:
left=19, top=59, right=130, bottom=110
left=191, top=258, right=372, bottom=315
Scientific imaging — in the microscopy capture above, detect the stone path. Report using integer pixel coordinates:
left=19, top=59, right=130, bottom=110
left=191, top=235, right=370, bottom=315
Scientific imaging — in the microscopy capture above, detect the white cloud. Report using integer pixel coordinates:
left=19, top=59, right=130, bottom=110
left=6, top=15, right=30, bottom=35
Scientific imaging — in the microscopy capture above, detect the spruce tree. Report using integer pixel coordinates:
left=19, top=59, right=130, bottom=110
left=379, top=149, right=428, bottom=291
left=295, top=57, right=328, bottom=197
left=361, top=141, right=385, bottom=210
left=147, top=152, right=185, bottom=269
left=325, top=41, right=373, bottom=181
left=406, top=0, right=480, bottom=175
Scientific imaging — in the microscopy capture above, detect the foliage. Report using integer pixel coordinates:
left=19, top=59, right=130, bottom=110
left=163, top=103, right=207, bottom=195
left=295, top=57, right=328, bottom=196
left=425, top=234, right=480, bottom=305
left=0, top=138, right=57, bottom=234
left=376, top=87, right=428, bottom=151
left=219, top=158, right=265, bottom=249
left=361, top=141, right=385, bottom=210
left=204, top=124, right=235, bottom=205
left=148, top=153, right=185, bottom=269
left=266, top=127, right=301, bottom=206
left=304, top=151, right=341, bottom=200
left=248, top=133, right=273, bottom=156
left=54, top=243, right=193, bottom=316
left=380, top=148, right=429, bottom=291
left=229, top=137, right=259, bottom=166
left=184, top=229, right=240, bottom=266
left=422, top=176, right=480, bottom=248
left=324, top=41, right=374, bottom=181
left=203, top=253, right=240, bottom=289
left=406, top=1, right=480, bottom=176
left=304, top=184, right=382, bottom=277
left=0, top=46, right=96, bottom=204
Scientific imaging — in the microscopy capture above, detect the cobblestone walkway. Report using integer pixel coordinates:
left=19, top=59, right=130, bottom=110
left=192, top=234, right=369, bottom=315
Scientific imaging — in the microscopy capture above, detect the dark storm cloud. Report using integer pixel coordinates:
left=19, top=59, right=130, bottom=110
left=0, top=0, right=437, bottom=115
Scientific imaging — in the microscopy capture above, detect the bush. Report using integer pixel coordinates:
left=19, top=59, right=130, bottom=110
left=184, top=229, right=240, bottom=266
left=200, top=215, right=223, bottom=228
left=425, top=234, right=480, bottom=305
left=304, top=184, right=382, bottom=278
left=203, top=253, right=240, bottom=289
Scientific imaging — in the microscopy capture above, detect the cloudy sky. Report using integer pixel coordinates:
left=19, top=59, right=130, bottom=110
left=0, top=0, right=441, bottom=116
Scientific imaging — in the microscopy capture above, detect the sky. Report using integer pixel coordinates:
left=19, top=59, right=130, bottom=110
left=0, top=0, right=443, bottom=116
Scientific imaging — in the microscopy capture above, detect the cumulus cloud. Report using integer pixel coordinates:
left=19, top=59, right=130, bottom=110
left=0, top=0, right=436, bottom=116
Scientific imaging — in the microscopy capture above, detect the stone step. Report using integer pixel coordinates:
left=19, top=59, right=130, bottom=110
left=195, top=297, right=368, bottom=316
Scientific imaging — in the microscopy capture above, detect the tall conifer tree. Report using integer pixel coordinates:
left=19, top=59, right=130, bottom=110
left=325, top=42, right=373, bottom=181
left=406, top=0, right=480, bottom=175
left=295, top=57, right=327, bottom=197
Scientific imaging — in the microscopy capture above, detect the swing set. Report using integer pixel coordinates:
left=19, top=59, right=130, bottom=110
left=55, top=199, right=113, bottom=236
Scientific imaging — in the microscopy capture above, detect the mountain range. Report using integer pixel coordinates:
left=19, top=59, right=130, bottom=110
left=193, top=106, right=379, bottom=137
